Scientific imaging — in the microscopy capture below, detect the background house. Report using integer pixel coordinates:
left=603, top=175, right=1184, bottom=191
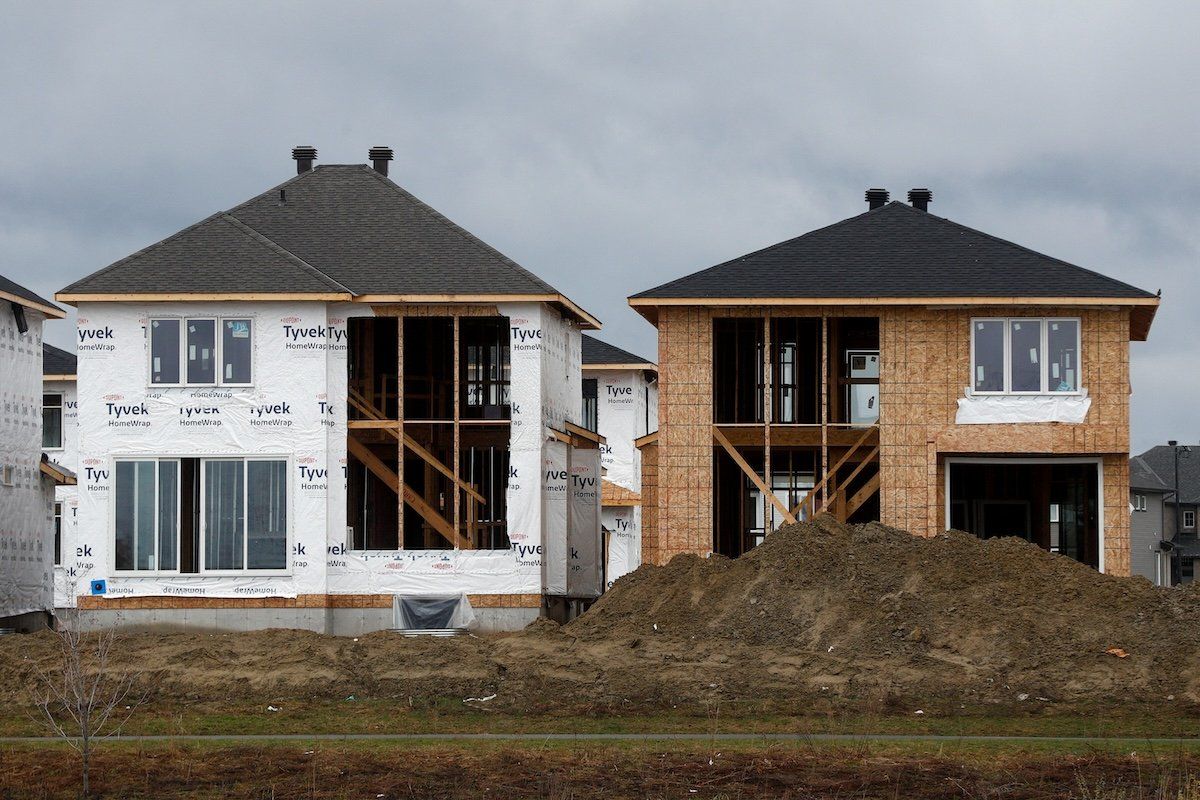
left=630, top=188, right=1158, bottom=574
left=54, top=147, right=602, bottom=633
left=42, top=342, right=79, bottom=605
left=580, top=334, right=658, bottom=588
left=1132, top=444, right=1200, bottom=584
left=0, top=273, right=66, bottom=630
left=1128, top=454, right=1170, bottom=585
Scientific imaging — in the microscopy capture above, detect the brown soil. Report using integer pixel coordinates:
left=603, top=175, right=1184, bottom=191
left=3, top=518, right=1200, bottom=715
left=3, top=743, right=1198, bottom=800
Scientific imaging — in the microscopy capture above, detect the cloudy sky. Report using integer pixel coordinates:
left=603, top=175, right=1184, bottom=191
left=1, top=2, right=1196, bottom=451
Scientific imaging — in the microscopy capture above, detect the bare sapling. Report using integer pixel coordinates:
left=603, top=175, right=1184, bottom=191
left=29, top=606, right=148, bottom=797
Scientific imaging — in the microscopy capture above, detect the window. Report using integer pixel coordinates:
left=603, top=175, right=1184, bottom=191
left=581, top=379, right=598, bottom=432
left=1134, top=494, right=1147, bottom=512
left=971, top=318, right=1080, bottom=394
left=1185, top=510, right=1196, bottom=530
left=53, top=502, right=62, bottom=566
left=714, top=318, right=764, bottom=424
left=42, top=393, right=63, bottom=449
left=0, top=465, right=12, bottom=486
left=113, top=456, right=287, bottom=574
left=460, top=318, right=511, bottom=419
left=149, top=317, right=253, bottom=386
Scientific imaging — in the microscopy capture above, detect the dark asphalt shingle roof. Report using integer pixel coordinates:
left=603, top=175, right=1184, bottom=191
left=42, top=342, right=77, bottom=376
left=1136, top=446, right=1200, bottom=503
left=61, top=213, right=346, bottom=295
left=581, top=334, right=655, bottom=367
left=61, top=165, right=562, bottom=298
left=1130, top=455, right=1170, bottom=493
left=631, top=201, right=1157, bottom=301
left=1, top=272, right=59, bottom=312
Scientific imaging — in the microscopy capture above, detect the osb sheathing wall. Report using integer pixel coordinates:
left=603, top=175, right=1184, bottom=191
left=651, top=304, right=1134, bottom=575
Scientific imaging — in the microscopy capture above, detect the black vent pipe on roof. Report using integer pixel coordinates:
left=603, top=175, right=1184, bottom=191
left=369, top=146, right=394, bottom=177
left=908, top=188, right=933, bottom=211
left=292, top=146, right=317, bottom=174
left=865, top=188, right=889, bottom=210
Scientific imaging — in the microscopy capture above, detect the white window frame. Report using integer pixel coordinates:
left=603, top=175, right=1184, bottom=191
left=109, top=454, right=291, bottom=577
left=970, top=317, right=1082, bottom=396
left=1133, top=494, right=1147, bottom=512
left=42, top=391, right=64, bottom=451
left=147, top=316, right=255, bottom=388
left=1185, top=510, right=1196, bottom=530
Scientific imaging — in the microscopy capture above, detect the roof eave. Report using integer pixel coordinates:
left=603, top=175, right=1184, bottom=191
left=583, top=362, right=658, bottom=372
left=55, top=291, right=354, bottom=306
left=2, top=289, right=65, bottom=319
left=354, top=293, right=601, bottom=329
left=629, top=295, right=1160, bottom=339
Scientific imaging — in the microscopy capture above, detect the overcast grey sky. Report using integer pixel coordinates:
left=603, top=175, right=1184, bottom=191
left=1, top=2, right=1196, bottom=451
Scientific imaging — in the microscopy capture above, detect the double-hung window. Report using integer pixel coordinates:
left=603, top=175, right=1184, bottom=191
left=971, top=318, right=1080, bottom=395
left=1185, top=510, right=1196, bottom=531
left=149, top=317, right=253, bottom=386
left=42, top=393, right=63, bottom=449
left=581, top=379, right=598, bottom=432
left=113, top=455, right=288, bottom=574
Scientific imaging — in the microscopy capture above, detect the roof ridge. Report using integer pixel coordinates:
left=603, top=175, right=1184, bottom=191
left=356, top=165, right=558, bottom=294
left=630, top=204, right=884, bottom=299
left=219, top=214, right=353, bottom=294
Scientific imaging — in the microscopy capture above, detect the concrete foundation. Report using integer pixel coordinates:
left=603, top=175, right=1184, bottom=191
left=60, top=605, right=539, bottom=635
left=0, top=610, right=54, bottom=633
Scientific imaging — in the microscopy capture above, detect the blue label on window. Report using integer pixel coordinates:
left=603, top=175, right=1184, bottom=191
left=228, top=320, right=250, bottom=338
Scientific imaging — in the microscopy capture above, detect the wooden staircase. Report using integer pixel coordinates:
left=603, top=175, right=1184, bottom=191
left=347, top=388, right=485, bottom=549
left=790, top=424, right=880, bottom=523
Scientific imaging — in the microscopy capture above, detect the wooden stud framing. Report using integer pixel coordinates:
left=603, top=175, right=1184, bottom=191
left=453, top=316, right=461, bottom=548
left=713, top=426, right=796, bottom=525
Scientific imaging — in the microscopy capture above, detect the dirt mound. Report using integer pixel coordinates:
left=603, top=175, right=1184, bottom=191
left=566, top=517, right=1200, bottom=704
left=4, top=519, right=1200, bottom=714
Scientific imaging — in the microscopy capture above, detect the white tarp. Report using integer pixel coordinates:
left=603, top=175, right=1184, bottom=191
left=47, top=378, right=82, bottom=606
left=0, top=306, right=53, bottom=618
left=540, top=438, right=570, bottom=595
left=955, top=387, right=1092, bottom=425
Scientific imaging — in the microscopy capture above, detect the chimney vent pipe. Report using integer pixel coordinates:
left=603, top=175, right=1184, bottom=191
left=865, top=188, right=889, bottom=210
left=369, top=146, right=394, bottom=177
left=908, top=188, right=932, bottom=211
left=292, top=146, right=317, bottom=174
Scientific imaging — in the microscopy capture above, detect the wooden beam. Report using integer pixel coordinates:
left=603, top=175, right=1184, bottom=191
left=346, top=435, right=469, bottom=549
left=56, top=292, right=350, bottom=304
left=790, top=424, right=878, bottom=518
left=351, top=293, right=603, bottom=330
left=628, top=295, right=1160, bottom=308
left=2, top=290, right=65, bottom=318
left=712, top=426, right=796, bottom=525
left=349, top=387, right=485, bottom=503
left=564, top=421, right=606, bottom=445
left=582, top=362, right=658, bottom=372
left=634, top=431, right=659, bottom=448
left=845, top=472, right=881, bottom=518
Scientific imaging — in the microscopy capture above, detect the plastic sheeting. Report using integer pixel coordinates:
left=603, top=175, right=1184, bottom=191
left=392, top=593, right=477, bottom=630
left=590, top=368, right=655, bottom=587
left=567, top=446, right=601, bottom=598
left=0, top=305, right=53, bottom=618
left=955, top=388, right=1091, bottom=425
left=73, top=299, right=593, bottom=602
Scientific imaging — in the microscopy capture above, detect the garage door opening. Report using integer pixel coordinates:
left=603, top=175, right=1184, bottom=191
left=947, top=460, right=1101, bottom=570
